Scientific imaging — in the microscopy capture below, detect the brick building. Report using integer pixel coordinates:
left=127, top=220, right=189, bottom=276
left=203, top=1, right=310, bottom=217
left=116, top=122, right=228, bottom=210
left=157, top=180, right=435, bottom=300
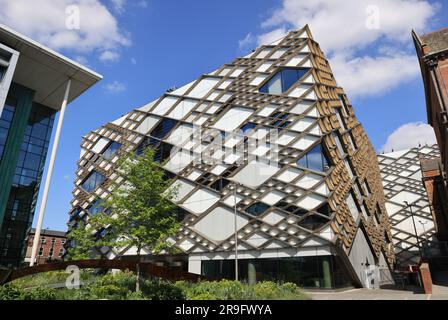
left=413, top=28, right=448, bottom=241
left=24, top=228, right=66, bottom=266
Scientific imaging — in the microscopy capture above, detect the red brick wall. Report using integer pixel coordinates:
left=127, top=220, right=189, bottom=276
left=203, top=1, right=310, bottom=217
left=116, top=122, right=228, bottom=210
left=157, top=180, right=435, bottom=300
left=422, top=166, right=448, bottom=239
left=25, top=234, right=66, bottom=264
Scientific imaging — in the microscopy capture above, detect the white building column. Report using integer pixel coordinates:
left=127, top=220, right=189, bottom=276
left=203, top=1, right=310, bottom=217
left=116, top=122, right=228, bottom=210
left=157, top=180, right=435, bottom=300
left=29, top=78, right=71, bottom=266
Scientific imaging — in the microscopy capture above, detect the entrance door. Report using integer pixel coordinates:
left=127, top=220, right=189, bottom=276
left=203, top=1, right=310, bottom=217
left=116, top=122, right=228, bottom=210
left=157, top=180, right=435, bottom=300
left=365, top=265, right=379, bottom=289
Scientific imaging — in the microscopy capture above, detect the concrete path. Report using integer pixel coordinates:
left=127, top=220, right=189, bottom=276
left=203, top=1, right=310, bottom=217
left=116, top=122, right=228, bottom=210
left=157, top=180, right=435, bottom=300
left=307, top=285, right=448, bottom=300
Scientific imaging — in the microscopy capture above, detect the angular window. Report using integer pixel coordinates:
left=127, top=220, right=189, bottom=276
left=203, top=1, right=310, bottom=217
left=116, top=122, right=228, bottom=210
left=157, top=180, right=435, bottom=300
left=150, top=118, right=178, bottom=141
left=240, top=122, right=256, bottom=134
left=338, top=94, right=350, bottom=117
left=81, top=171, right=105, bottom=193
left=335, top=108, right=347, bottom=131
left=374, top=204, right=381, bottom=225
left=246, top=202, right=269, bottom=216
left=70, top=208, right=80, bottom=220
left=297, top=143, right=330, bottom=172
left=276, top=201, right=307, bottom=216
left=210, top=178, right=230, bottom=191
left=348, top=132, right=357, bottom=150
left=135, top=137, right=152, bottom=156
left=298, top=215, right=329, bottom=231
left=154, top=142, right=174, bottom=163
left=316, top=203, right=331, bottom=216
left=260, top=68, right=310, bottom=95
left=332, top=132, right=346, bottom=157
left=102, top=141, right=121, bottom=160
left=88, top=198, right=110, bottom=216
left=344, top=159, right=355, bottom=180
left=0, top=66, right=6, bottom=81
left=346, top=192, right=360, bottom=222
left=136, top=118, right=178, bottom=156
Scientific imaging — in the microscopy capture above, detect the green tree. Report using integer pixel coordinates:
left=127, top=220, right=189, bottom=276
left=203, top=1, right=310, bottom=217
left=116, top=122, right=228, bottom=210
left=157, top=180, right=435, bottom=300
left=68, top=148, right=180, bottom=291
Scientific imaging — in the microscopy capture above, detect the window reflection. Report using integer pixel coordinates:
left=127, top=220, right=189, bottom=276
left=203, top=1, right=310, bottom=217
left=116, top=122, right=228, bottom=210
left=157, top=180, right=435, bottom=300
left=201, top=256, right=352, bottom=289
left=297, top=143, right=330, bottom=172
left=260, top=68, right=310, bottom=95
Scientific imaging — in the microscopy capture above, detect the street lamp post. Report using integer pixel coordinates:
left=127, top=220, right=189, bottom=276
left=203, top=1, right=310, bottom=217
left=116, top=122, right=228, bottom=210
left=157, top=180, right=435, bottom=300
left=404, top=201, right=423, bottom=260
left=418, top=220, right=428, bottom=235
left=233, top=183, right=239, bottom=281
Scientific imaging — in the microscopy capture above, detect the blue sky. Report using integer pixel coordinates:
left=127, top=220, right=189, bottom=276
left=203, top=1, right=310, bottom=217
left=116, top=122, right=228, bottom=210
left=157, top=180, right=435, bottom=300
left=1, top=0, right=447, bottom=230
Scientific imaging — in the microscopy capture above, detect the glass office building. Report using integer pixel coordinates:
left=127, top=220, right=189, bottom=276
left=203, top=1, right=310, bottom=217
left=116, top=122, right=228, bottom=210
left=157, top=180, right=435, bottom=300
left=0, top=25, right=101, bottom=267
left=0, top=97, right=55, bottom=266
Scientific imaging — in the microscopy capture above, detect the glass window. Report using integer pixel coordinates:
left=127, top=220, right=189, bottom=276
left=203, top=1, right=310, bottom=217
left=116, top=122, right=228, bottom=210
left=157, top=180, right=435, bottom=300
left=344, top=159, right=355, bottom=180
left=88, top=198, right=110, bottom=215
left=335, top=108, right=347, bottom=131
left=346, top=192, right=360, bottom=222
left=136, top=118, right=178, bottom=156
left=246, top=202, right=269, bottom=216
left=200, top=255, right=350, bottom=289
left=298, top=214, right=329, bottom=230
left=81, top=171, right=105, bottom=193
left=0, top=66, right=6, bottom=81
left=339, top=94, right=350, bottom=117
left=332, top=132, right=346, bottom=157
left=150, top=118, right=178, bottom=141
left=102, top=141, right=121, bottom=160
left=210, top=178, right=230, bottom=191
left=297, top=143, right=330, bottom=172
left=262, top=72, right=282, bottom=94
left=153, top=142, right=173, bottom=163
left=0, top=99, right=17, bottom=162
left=135, top=137, right=152, bottom=156
left=374, top=204, right=381, bottom=225
left=240, top=122, right=256, bottom=134
left=260, top=68, right=310, bottom=95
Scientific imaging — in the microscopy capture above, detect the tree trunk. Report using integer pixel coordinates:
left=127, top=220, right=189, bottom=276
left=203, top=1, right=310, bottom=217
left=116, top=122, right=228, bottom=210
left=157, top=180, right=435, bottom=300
left=136, top=247, right=141, bottom=292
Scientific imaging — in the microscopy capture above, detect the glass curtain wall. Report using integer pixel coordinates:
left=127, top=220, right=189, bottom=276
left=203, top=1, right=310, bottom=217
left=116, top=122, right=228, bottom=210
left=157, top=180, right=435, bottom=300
left=0, top=103, right=55, bottom=267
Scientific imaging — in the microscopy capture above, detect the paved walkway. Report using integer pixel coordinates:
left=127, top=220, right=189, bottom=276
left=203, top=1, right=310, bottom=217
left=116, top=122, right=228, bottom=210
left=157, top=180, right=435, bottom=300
left=307, top=285, right=448, bottom=300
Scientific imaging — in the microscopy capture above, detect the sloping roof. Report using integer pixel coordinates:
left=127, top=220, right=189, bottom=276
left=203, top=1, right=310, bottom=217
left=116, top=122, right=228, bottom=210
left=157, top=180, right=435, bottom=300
left=30, top=228, right=66, bottom=238
left=419, top=27, right=448, bottom=56
left=0, top=24, right=102, bottom=110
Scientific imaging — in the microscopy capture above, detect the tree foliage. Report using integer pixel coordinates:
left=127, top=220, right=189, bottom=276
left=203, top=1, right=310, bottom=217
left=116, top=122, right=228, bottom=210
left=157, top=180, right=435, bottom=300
left=67, top=147, right=180, bottom=260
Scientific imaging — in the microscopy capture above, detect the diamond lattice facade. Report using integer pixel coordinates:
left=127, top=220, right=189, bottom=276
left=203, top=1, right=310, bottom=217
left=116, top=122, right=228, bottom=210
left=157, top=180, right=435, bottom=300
left=67, top=26, right=394, bottom=289
left=379, top=145, right=440, bottom=268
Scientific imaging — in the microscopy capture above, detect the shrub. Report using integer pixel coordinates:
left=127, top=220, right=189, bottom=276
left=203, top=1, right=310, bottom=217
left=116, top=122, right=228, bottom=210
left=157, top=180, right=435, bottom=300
left=141, top=279, right=185, bottom=300
left=176, top=280, right=309, bottom=300
left=0, top=284, right=56, bottom=300
left=0, top=284, right=23, bottom=300
left=253, top=281, right=279, bottom=299
left=22, top=287, right=56, bottom=300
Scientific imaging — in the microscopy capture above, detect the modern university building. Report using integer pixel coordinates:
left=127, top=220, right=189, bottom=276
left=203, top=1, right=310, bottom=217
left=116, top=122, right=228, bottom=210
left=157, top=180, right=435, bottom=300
left=67, top=25, right=395, bottom=289
left=0, top=25, right=101, bottom=267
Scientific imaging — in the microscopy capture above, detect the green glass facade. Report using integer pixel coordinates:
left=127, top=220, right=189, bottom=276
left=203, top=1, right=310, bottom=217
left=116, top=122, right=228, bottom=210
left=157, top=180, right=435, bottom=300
left=0, top=83, right=55, bottom=267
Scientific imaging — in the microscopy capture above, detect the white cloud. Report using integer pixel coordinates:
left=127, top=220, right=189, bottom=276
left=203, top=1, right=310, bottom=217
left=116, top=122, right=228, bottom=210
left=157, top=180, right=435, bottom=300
left=246, top=0, right=438, bottom=98
left=260, top=0, right=436, bottom=54
left=239, top=32, right=255, bottom=50
left=381, top=122, right=436, bottom=152
left=99, top=50, right=120, bottom=62
left=0, top=0, right=131, bottom=61
left=104, top=80, right=126, bottom=93
left=257, top=28, right=287, bottom=46
left=330, top=52, right=420, bottom=97
left=74, top=55, right=89, bottom=66
left=110, top=0, right=126, bottom=13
